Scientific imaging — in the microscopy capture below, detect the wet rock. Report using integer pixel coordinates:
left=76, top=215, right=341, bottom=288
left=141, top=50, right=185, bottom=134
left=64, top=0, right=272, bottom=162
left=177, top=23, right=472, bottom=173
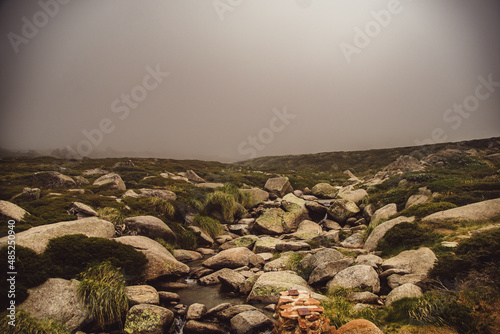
left=218, top=269, right=247, bottom=293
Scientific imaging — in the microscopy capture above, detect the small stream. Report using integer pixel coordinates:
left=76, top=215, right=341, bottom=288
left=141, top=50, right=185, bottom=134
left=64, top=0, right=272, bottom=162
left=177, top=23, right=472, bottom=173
left=157, top=255, right=273, bottom=333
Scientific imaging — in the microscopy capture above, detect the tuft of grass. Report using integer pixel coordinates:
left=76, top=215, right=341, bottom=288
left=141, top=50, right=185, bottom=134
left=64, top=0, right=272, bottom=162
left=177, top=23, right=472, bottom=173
left=0, top=309, right=70, bottom=334
left=77, top=261, right=129, bottom=329
left=155, top=238, right=176, bottom=253
left=192, top=214, right=224, bottom=238
left=377, top=222, right=441, bottom=257
left=285, top=253, right=304, bottom=272
left=97, top=207, right=124, bottom=225
left=322, top=287, right=355, bottom=328
left=148, top=197, right=175, bottom=219
left=204, top=191, right=240, bottom=223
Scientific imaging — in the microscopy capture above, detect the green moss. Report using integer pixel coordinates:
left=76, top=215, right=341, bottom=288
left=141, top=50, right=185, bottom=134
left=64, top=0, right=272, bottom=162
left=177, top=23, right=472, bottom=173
left=124, top=309, right=162, bottom=333
left=0, top=309, right=70, bottom=334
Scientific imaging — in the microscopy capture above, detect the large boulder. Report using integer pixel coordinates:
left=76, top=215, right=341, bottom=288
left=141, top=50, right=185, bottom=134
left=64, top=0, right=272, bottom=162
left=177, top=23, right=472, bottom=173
left=309, top=258, right=354, bottom=285
left=327, top=199, right=360, bottom=223
left=247, top=271, right=312, bottom=304
left=311, top=183, right=339, bottom=199
left=422, top=198, right=500, bottom=223
left=386, top=283, right=423, bottom=306
left=337, top=186, right=368, bottom=204
left=124, top=304, right=174, bottom=334
left=382, top=247, right=437, bottom=276
left=115, top=236, right=189, bottom=280
left=370, top=203, right=398, bottom=226
left=0, top=200, right=29, bottom=221
left=240, top=188, right=269, bottom=207
left=230, top=310, right=273, bottom=334
left=126, top=285, right=160, bottom=306
left=327, top=265, right=380, bottom=293
left=202, top=247, right=262, bottom=270
left=363, top=216, right=415, bottom=252
left=19, top=278, right=91, bottom=331
left=264, top=177, right=293, bottom=197
left=124, top=216, right=176, bottom=242
left=93, top=173, right=126, bottom=191
left=32, top=171, right=77, bottom=188
left=0, top=217, right=114, bottom=254
left=253, top=208, right=286, bottom=235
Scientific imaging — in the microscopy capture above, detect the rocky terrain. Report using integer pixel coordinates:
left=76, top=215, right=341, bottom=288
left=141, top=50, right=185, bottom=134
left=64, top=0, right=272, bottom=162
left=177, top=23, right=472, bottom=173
left=1, top=137, right=500, bottom=334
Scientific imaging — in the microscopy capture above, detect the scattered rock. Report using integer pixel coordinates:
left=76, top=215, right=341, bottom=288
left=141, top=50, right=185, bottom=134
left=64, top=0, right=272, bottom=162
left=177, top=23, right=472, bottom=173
left=184, top=320, right=225, bottom=334
left=383, top=155, right=425, bottom=173
left=158, top=291, right=180, bottom=304
left=301, top=248, right=344, bottom=271
left=240, top=188, right=270, bottom=207
left=275, top=241, right=311, bottom=252
left=327, top=199, right=360, bottom=224
left=386, top=283, right=423, bottom=306
left=309, top=258, right=355, bottom=285
left=202, top=247, right=263, bottom=270
left=68, top=202, right=97, bottom=218
left=93, top=173, right=126, bottom=191
left=348, top=291, right=379, bottom=304
left=126, top=285, right=160, bottom=306
left=188, top=226, right=214, bottom=247
left=32, top=171, right=77, bottom=188
left=311, top=183, right=339, bottom=198
left=341, top=232, right=364, bottom=249
left=230, top=310, right=273, bottom=334
left=195, top=182, right=224, bottom=189
left=327, top=265, right=380, bottom=293
left=253, top=208, right=286, bottom=235
left=253, top=236, right=281, bottom=253
left=336, top=319, right=383, bottom=334
left=186, top=303, right=207, bottom=320
left=387, top=274, right=426, bottom=289
left=186, top=170, right=205, bottom=183
left=138, top=188, right=176, bottom=201
left=247, top=271, right=312, bottom=304
left=337, top=186, right=368, bottom=204
left=264, top=177, right=293, bottom=197
left=291, top=220, right=322, bottom=240
left=370, top=203, right=398, bottom=226
left=172, top=249, right=202, bottom=262
left=382, top=247, right=437, bottom=276
left=219, top=235, right=258, bottom=250
left=11, top=187, right=41, bottom=201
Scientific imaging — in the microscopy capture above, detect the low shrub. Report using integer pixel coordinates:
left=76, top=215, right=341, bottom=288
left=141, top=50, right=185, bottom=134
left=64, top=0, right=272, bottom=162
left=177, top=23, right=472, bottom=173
left=204, top=191, right=240, bottom=223
left=430, top=227, right=500, bottom=287
left=148, top=197, right=175, bottom=219
left=45, top=234, right=147, bottom=280
left=78, top=262, right=128, bottom=329
left=192, top=214, right=224, bottom=238
left=377, top=222, right=441, bottom=257
left=0, top=309, right=70, bottom=334
left=97, top=207, right=124, bottom=225
left=397, top=202, right=457, bottom=219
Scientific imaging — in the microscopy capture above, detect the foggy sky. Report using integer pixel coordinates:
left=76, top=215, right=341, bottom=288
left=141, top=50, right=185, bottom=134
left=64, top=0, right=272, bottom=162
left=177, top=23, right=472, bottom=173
left=1, top=0, right=499, bottom=162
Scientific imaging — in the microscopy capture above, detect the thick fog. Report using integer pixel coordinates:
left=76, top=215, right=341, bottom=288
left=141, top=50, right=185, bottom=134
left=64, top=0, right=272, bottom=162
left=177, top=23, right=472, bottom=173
left=0, top=0, right=499, bottom=162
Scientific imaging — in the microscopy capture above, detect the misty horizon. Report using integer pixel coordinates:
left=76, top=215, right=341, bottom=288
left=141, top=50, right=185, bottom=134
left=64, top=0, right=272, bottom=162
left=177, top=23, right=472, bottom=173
left=1, top=0, right=499, bottom=163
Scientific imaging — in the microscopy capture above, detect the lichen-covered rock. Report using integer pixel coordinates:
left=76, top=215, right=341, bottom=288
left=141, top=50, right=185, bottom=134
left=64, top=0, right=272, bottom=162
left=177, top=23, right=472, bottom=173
left=0, top=217, right=114, bottom=254
left=124, top=215, right=176, bottom=242
left=93, top=173, right=126, bottom=191
left=337, top=186, right=368, bottom=204
left=327, top=265, right=380, bottom=293
left=115, top=236, right=189, bottom=280
left=253, top=236, right=281, bottom=253
left=341, top=232, right=364, bottom=249
left=124, top=304, right=174, bottom=334
left=137, top=188, right=176, bottom=201
left=311, top=183, right=339, bottom=198
left=327, top=199, right=360, bottom=224
left=219, top=235, right=259, bottom=250
left=19, top=278, right=91, bottom=331
left=264, top=177, right=293, bottom=197
left=308, top=258, right=354, bottom=285
left=254, top=208, right=286, bottom=235
left=275, top=241, right=310, bottom=252
left=300, top=248, right=344, bottom=271
left=126, top=285, right=160, bottom=306
left=291, top=220, right=322, bottom=240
